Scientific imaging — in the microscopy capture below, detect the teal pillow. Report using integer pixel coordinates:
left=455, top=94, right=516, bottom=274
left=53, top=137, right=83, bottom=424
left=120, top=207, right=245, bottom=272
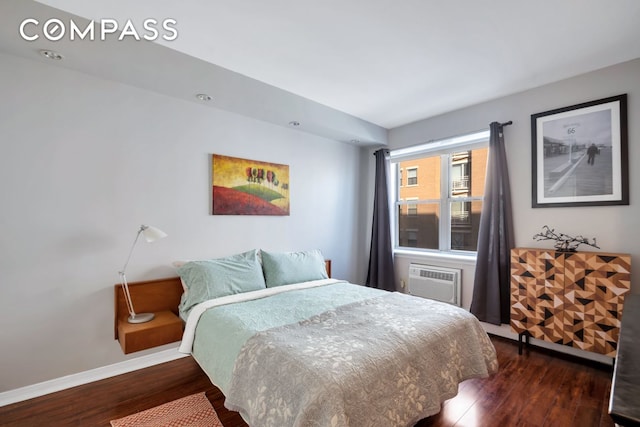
left=177, top=249, right=266, bottom=318
left=261, top=249, right=328, bottom=288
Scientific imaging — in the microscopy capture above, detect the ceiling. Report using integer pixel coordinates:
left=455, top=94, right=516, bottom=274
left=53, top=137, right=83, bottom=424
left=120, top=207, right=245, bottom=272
left=3, top=1, right=640, bottom=145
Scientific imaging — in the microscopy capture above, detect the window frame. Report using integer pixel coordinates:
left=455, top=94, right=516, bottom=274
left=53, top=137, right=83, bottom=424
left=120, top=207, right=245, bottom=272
left=389, top=130, right=489, bottom=256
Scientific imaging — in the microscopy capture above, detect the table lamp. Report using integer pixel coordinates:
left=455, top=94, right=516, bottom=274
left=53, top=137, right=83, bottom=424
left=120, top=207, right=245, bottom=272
left=118, top=224, right=167, bottom=323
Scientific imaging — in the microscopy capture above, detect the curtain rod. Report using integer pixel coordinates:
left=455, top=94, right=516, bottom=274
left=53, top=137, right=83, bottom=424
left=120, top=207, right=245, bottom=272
left=382, top=122, right=512, bottom=157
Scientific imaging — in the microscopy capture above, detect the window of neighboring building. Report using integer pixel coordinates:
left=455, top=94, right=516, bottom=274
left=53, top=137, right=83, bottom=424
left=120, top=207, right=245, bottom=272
left=407, top=197, right=418, bottom=216
left=390, top=130, right=489, bottom=254
left=406, top=167, right=418, bottom=186
left=406, top=229, right=418, bottom=247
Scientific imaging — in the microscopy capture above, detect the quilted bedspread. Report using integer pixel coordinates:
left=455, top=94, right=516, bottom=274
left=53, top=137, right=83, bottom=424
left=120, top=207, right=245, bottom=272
left=224, top=291, right=498, bottom=427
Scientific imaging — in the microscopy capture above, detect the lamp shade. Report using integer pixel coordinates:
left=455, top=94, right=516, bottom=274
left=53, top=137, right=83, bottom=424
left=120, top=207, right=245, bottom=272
left=141, top=225, right=167, bottom=243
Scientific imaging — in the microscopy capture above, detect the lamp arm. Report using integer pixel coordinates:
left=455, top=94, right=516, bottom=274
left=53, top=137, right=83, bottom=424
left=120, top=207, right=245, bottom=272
left=119, top=226, right=144, bottom=275
left=119, top=271, right=137, bottom=318
left=118, top=227, right=144, bottom=319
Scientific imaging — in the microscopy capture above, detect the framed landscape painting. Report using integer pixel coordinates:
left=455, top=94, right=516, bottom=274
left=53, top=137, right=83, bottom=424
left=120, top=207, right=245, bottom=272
left=531, top=94, right=628, bottom=208
left=212, top=154, right=290, bottom=215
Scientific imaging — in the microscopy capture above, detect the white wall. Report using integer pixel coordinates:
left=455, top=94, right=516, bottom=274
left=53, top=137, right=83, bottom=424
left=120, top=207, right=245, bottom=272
left=386, top=58, right=640, bottom=282
left=0, top=52, right=364, bottom=392
left=3, top=51, right=637, bottom=395
left=378, top=58, right=640, bottom=363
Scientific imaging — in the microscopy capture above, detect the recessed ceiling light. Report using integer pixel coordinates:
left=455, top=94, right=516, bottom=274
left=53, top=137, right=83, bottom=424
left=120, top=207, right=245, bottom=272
left=196, top=93, right=212, bottom=101
left=39, top=50, right=63, bottom=60
left=288, top=121, right=300, bottom=127
left=350, top=139, right=361, bottom=144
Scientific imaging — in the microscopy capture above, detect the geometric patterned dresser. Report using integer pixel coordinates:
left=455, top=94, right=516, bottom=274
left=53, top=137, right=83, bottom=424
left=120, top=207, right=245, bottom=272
left=510, top=248, right=631, bottom=357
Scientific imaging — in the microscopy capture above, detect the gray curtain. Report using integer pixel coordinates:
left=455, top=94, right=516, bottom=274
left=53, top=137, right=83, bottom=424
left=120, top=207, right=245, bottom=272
left=470, top=122, right=514, bottom=324
left=366, top=149, right=396, bottom=291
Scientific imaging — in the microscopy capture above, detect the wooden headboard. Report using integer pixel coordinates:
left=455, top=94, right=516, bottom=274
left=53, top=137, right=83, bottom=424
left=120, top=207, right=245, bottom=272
left=114, top=260, right=331, bottom=339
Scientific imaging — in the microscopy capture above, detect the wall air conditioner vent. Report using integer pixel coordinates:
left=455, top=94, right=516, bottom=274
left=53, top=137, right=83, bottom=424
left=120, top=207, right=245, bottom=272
left=408, top=263, right=461, bottom=306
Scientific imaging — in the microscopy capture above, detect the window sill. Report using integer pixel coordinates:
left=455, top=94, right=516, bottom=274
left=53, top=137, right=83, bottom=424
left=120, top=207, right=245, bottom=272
left=393, top=249, right=477, bottom=265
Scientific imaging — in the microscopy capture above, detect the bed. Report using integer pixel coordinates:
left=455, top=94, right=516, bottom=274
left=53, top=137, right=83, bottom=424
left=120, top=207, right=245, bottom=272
left=174, top=249, right=498, bottom=427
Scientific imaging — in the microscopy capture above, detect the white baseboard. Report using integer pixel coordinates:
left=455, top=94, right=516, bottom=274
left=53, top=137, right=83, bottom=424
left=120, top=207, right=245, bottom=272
left=0, top=347, right=188, bottom=407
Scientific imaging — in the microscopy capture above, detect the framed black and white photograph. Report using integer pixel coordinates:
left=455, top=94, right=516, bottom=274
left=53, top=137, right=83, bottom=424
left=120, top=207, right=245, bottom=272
left=531, top=94, right=628, bottom=208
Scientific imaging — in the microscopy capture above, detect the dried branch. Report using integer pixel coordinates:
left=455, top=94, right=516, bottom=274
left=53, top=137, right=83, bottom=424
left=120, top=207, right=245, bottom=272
left=532, top=225, right=600, bottom=252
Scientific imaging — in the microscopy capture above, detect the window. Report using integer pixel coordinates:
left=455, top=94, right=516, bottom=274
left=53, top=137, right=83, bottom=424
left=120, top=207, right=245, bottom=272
left=407, top=198, right=418, bottom=216
left=406, top=229, right=418, bottom=247
left=406, top=167, right=418, bottom=186
left=390, top=130, right=489, bottom=253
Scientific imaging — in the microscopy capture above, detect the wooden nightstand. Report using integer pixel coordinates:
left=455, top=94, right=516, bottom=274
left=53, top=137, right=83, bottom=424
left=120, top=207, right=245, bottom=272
left=114, top=277, right=185, bottom=354
left=117, top=310, right=183, bottom=354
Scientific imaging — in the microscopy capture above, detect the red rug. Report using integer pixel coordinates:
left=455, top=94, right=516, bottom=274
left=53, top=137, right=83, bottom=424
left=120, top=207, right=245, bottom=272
left=110, top=392, right=223, bottom=427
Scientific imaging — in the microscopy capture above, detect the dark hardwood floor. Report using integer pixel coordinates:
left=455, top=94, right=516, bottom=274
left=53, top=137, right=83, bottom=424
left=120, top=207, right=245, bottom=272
left=0, top=336, right=615, bottom=427
left=416, top=336, right=614, bottom=427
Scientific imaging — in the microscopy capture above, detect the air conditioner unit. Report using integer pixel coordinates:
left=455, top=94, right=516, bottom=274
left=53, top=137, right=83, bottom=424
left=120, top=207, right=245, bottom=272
left=408, top=263, right=461, bottom=306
